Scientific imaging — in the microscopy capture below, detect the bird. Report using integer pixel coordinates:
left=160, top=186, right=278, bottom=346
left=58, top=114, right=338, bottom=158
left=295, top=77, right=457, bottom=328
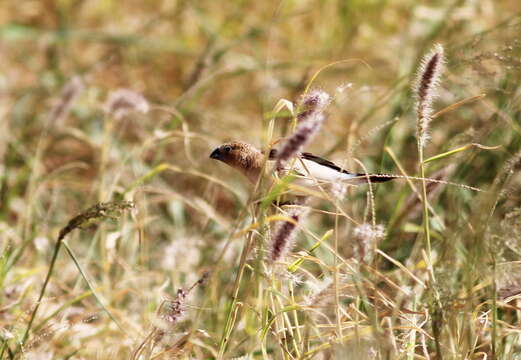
left=209, top=141, right=395, bottom=188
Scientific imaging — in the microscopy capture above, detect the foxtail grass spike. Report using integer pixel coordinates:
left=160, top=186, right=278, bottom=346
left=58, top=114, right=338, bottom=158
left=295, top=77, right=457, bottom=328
left=276, top=89, right=330, bottom=168
left=268, top=207, right=307, bottom=263
left=414, top=44, right=445, bottom=149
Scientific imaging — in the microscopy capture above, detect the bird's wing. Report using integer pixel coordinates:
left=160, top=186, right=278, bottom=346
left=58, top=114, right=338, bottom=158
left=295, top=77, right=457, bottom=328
left=268, top=149, right=352, bottom=174
left=294, top=155, right=356, bottom=183
left=293, top=153, right=395, bottom=185
left=300, top=152, right=353, bottom=175
left=273, top=150, right=394, bottom=185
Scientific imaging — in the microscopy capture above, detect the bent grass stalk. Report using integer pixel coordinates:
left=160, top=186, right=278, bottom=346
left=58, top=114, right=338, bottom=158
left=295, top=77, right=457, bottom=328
left=17, top=201, right=133, bottom=352
left=19, top=234, right=63, bottom=348
left=62, top=241, right=126, bottom=333
left=217, top=232, right=255, bottom=359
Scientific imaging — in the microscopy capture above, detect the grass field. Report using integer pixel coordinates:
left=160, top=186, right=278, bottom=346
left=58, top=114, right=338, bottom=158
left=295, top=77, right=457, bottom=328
left=1, top=1, right=521, bottom=359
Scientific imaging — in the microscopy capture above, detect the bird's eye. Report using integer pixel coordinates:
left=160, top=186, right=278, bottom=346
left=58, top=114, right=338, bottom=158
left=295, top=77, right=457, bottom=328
left=224, top=146, right=232, bottom=152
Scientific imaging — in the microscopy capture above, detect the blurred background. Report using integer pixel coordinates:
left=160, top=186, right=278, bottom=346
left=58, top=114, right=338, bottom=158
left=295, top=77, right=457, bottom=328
left=1, top=0, right=521, bottom=358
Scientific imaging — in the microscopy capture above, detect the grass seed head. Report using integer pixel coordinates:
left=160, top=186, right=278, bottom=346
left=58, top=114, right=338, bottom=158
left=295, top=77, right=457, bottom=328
left=152, top=272, right=208, bottom=345
left=161, top=288, right=187, bottom=325
left=304, top=277, right=333, bottom=307
left=268, top=207, right=308, bottom=264
left=276, top=89, right=330, bottom=168
left=58, top=201, right=134, bottom=241
left=104, top=88, right=150, bottom=120
left=353, top=223, right=385, bottom=263
left=414, top=44, right=445, bottom=149
left=297, top=89, right=331, bottom=121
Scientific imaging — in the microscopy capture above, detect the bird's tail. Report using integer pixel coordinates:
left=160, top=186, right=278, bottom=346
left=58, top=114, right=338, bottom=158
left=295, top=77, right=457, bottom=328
left=353, top=174, right=396, bottom=184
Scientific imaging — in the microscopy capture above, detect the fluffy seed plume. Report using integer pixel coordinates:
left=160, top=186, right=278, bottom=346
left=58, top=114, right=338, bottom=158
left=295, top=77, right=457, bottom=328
left=268, top=207, right=308, bottom=263
left=329, top=182, right=348, bottom=199
left=157, top=272, right=209, bottom=328
left=352, top=223, right=385, bottom=264
left=160, top=288, right=187, bottom=326
left=276, top=90, right=330, bottom=168
left=413, top=44, right=445, bottom=149
left=104, top=88, right=150, bottom=120
left=143, top=272, right=209, bottom=349
left=304, top=277, right=333, bottom=307
left=296, top=89, right=331, bottom=121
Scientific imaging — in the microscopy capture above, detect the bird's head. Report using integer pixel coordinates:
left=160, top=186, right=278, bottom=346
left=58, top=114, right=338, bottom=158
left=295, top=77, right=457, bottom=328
left=210, top=141, right=263, bottom=183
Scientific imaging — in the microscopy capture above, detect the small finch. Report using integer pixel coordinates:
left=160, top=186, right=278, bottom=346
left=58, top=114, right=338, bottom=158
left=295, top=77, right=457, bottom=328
left=209, top=141, right=395, bottom=188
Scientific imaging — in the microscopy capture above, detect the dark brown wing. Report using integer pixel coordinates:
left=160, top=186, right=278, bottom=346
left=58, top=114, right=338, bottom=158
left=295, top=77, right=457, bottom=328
left=300, top=152, right=353, bottom=174
left=301, top=152, right=395, bottom=183
left=271, top=150, right=395, bottom=183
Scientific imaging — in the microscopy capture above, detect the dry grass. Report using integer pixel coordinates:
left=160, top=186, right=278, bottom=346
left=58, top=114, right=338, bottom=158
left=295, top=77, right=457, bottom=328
left=1, top=1, right=521, bottom=359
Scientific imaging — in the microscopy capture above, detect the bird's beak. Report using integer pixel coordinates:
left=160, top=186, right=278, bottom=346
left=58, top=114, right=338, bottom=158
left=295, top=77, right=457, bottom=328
left=210, top=148, right=222, bottom=160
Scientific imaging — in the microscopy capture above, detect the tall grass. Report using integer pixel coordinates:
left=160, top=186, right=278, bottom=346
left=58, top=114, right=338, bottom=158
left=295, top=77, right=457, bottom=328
left=1, top=1, right=521, bottom=359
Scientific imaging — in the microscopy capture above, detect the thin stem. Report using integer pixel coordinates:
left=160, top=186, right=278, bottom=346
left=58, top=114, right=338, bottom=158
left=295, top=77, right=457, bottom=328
left=20, top=236, right=63, bottom=347
left=289, top=282, right=302, bottom=353
left=334, top=205, right=342, bottom=343
left=419, top=147, right=432, bottom=265
left=276, top=289, right=298, bottom=357
left=62, top=241, right=126, bottom=334
left=217, top=234, right=253, bottom=359
left=419, top=145, right=444, bottom=359
left=492, top=257, right=497, bottom=357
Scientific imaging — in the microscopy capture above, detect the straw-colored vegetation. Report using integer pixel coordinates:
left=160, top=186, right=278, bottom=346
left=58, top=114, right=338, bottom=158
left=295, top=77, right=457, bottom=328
left=1, top=1, right=521, bottom=359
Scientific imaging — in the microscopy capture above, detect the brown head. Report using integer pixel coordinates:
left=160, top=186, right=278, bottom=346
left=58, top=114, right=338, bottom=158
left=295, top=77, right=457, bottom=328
left=209, top=141, right=264, bottom=183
